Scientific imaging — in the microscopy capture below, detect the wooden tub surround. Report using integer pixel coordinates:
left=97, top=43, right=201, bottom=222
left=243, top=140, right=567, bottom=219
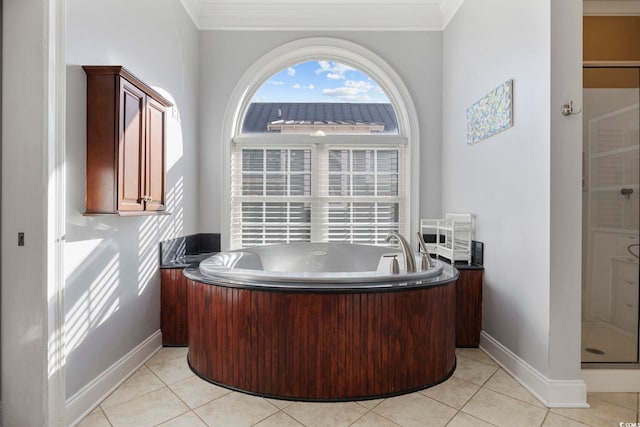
left=183, top=264, right=459, bottom=401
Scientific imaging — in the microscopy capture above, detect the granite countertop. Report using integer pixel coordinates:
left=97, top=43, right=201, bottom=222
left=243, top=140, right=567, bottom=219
left=159, top=233, right=220, bottom=269
left=160, top=252, right=218, bottom=269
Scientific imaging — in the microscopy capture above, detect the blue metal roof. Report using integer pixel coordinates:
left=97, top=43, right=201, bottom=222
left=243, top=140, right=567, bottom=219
left=242, top=103, right=399, bottom=134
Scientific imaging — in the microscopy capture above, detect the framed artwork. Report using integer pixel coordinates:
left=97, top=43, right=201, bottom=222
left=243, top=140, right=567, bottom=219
left=467, top=79, right=513, bottom=145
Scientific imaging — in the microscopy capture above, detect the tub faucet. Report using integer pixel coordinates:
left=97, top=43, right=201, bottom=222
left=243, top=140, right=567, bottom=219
left=385, top=232, right=416, bottom=273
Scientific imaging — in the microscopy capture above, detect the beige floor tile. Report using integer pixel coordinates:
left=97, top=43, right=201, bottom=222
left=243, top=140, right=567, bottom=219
left=264, top=398, right=295, bottom=410
left=146, top=353, right=194, bottom=385
left=542, top=412, right=590, bottom=427
left=350, top=412, right=400, bottom=426
left=453, top=355, right=499, bottom=386
left=284, top=401, right=368, bottom=427
left=77, top=407, right=111, bottom=427
left=146, top=347, right=189, bottom=367
left=194, top=392, right=278, bottom=426
left=254, top=411, right=304, bottom=427
left=88, top=406, right=103, bottom=416
left=156, top=411, right=207, bottom=427
left=589, top=392, right=638, bottom=411
left=446, top=411, right=497, bottom=427
left=102, top=387, right=189, bottom=427
left=483, top=369, right=545, bottom=408
left=356, top=398, right=385, bottom=410
left=420, top=376, right=480, bottom=409
left=101, top=365, right=165, bottom=409
left=551, top=396, right=637, bottom=427
left=373, top=392, right=457, bottom=427
left=462, top=388, right=547, bottom=427
left=169, top=375, right=231, bottom=409
left=456, top=348, right=498, bottom=367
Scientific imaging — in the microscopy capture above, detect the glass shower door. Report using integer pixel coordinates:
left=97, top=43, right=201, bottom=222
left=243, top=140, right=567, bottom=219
left=582, top=67, right=640, bottom=364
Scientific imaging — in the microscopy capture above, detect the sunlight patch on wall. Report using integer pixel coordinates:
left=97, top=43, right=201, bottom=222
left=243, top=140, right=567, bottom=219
left=65, top=254, right=120, bottom=354
left=138, top=216, right=159, bottom=296
left=64, top=238, right=104, bottom=280
left=160, top=176, right=185, bottom=242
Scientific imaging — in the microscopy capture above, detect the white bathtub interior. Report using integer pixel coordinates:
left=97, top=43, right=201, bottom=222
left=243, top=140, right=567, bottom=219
left=199, top=242, right=444, bottom=284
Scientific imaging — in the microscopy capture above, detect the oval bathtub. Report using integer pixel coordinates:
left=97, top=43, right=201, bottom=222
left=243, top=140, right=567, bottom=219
left=184, top=242, right=459, bottom=401
left=198, top=242, right=444, bottom=288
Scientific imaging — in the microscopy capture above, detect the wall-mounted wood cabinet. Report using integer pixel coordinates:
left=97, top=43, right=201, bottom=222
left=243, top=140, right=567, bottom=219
left=83, top=66, right=172, bottom=215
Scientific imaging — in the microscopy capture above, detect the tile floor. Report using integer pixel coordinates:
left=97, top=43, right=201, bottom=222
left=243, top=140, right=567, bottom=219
left=78, top=347, right=640, bottom=427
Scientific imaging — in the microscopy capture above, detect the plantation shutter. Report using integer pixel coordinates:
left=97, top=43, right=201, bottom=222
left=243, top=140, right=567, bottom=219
left=230, top=136, right=407, bottom=249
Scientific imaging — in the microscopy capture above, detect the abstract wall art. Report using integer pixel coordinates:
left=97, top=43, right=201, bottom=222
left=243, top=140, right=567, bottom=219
left=466, top=79, right=513, bottom=145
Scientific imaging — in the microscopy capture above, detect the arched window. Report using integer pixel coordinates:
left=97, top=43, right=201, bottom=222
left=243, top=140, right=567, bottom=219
left=224, top=39, right=419, bottom=250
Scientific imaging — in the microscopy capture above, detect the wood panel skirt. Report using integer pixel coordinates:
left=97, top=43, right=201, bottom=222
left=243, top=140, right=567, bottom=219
left=186, top=279, right=457, bottom=401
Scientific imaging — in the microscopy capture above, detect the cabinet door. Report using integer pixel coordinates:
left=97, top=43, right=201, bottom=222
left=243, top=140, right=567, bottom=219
left=145, top=97, right=166, bottom=211
left=161, top=269, right=189, bottom=346
left=118, top=79, right=145, bottom=212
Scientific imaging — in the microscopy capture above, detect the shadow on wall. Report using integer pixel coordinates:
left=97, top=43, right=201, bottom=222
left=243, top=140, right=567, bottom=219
left=60, top=64, right=186, bottom=398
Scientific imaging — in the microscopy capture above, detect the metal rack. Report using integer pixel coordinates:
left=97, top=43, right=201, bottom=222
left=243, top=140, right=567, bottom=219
left=420, top=213, right=474, bottom=264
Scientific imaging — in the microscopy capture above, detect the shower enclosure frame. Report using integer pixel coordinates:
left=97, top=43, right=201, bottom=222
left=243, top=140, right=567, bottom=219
left=582, top=62, right=640, bottom=369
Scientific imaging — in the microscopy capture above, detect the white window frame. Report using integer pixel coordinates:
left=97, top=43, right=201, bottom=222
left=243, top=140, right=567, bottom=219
left=221, top=38, right=421, bottom=250
left=230, top=135, right=408, bottom=248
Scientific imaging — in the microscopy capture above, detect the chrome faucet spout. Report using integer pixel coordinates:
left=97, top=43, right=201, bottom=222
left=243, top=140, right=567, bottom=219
left=385, top=232, right=416, bottom=273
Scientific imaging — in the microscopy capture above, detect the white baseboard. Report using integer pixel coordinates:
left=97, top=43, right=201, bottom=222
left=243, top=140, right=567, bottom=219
left=65, top=330, right=162, bottom=426
left=480, top=331, right=588, bottom=408
left=582, top=369, right=640, bottom=392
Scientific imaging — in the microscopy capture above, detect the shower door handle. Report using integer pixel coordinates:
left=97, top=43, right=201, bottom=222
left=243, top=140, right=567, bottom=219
left=620, top=188, right=634, bottom=199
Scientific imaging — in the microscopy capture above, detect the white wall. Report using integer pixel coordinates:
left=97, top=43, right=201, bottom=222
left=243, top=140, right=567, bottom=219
left=2, top=0, right=50, bottom=425
left=443, top=0, right=586, bottom=405
left=65, top=0, right=199, bottom=400
left=443, top=0, right=552, bottom=374
left=549, top=0, right=583, bottom=386
left=197, top=31, right=443, bottom=241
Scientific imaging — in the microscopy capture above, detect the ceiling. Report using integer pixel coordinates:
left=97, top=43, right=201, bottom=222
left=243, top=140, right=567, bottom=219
left=178, top=0, right=465, bottom=31
left=179, top=0, right=640, bottom=31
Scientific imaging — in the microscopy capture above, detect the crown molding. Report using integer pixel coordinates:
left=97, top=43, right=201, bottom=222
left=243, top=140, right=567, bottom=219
left=439, top=0, right=465, bottom=28
left=179, top=0, right=203, bottom=26
left=179, top=0, right=461, bottom=31
left=584, top=0, right=640, bottom=16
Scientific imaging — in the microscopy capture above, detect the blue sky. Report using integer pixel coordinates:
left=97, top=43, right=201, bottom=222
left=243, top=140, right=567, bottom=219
left=251, top=60, right=390, bottom=103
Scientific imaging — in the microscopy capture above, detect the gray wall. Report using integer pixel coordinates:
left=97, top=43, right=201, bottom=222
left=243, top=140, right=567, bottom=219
left=2, top=0, right=50, bottom=424
left=65, top=0, right=199, bottom=398
left=549, top=0, right=583, bottom=382
left=197, top=31, right=443, bottom=240
left=0, top=0, right=3, bottom=405
left=443, top=0, right=584, bottom=392
left=443, top=0, right=553, bottom=374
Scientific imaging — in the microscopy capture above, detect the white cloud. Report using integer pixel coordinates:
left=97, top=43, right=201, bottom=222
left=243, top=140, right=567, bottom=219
left=323, top=80, right=375, bottom=101
left=287, top=67, right=296, bottom=76
left=292, top=84, right=301, bottom=89
left=316, top=60, right=354, bottom=80
left=304, top=84, right=315, bottom=90
left=268, top=80, right=284, bottom=85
